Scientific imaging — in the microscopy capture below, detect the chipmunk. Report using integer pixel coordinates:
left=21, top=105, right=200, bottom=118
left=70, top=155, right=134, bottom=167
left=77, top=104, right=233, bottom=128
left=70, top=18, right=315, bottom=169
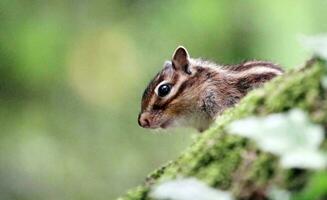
left=138, top=46, right=283, bottom=132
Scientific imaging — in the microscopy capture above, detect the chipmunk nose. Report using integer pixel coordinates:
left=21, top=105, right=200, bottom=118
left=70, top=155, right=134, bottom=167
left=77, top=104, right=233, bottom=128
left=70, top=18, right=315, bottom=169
left=138, top=113, right=151, bottom=128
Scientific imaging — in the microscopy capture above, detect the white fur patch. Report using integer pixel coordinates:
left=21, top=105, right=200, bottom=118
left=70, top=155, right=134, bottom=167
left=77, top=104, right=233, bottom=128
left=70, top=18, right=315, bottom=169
left=231, top=66, right=283, bottom=78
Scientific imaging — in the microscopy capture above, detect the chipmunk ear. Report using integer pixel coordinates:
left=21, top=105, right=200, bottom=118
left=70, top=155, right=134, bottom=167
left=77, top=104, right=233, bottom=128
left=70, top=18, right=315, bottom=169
left=172, top=46, right=191, bottom=74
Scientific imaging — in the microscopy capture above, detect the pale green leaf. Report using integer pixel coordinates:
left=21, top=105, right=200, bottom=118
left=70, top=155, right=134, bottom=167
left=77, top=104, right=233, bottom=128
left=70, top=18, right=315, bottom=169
left=227, top=109, right=326, bottom=169
left=149, top=178, right=234, bottom=200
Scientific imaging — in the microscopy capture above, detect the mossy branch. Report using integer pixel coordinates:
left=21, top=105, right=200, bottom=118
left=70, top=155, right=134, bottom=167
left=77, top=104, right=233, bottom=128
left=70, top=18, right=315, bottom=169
left=118, top=59, right=327, bottom=200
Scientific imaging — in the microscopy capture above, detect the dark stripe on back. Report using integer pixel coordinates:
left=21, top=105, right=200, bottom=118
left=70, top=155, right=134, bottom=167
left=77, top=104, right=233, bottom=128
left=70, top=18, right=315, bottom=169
left=235, top=72, right=277, bottom=94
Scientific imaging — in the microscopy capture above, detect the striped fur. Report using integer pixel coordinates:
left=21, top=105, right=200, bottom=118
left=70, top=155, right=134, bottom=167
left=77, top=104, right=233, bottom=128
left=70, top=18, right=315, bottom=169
left=138, top=47, right=283, bottom=132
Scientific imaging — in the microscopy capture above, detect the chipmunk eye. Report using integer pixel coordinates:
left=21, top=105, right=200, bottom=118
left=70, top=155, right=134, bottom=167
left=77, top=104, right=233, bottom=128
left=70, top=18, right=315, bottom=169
left=158, top=84, right=171, bottom=97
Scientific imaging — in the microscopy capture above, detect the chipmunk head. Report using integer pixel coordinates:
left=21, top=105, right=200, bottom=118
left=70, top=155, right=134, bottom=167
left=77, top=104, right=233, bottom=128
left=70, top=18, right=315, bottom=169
left=138, top=46, right=284, bottom=131
left=138, top=46, right=200, bottom=129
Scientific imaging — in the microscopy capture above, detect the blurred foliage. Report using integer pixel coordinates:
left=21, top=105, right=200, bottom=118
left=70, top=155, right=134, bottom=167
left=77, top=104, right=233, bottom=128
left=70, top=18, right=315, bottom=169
left=0, top=0, right=327, bottom=199
left=292, top=171, right=327, bottom=200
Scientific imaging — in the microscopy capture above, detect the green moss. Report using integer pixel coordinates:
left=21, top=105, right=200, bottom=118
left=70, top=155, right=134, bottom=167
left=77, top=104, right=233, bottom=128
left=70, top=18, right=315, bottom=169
left=292, top=171, right=327, bottom=200
left=117, top=186, right=148, bottom=200
left=248, top=153, right=278, bottom=185
left=118, top=61, right=327, bottom=200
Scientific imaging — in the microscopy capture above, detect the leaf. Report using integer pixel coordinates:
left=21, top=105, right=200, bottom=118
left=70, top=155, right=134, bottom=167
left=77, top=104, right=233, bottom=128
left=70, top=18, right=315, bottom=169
left=281, top=149, right=327, bottom=169
left=321, top=76, right=327, bottom=90
left=299, top=34, right=327, bottom=60
left=267, top=186, right=291, bottom=200
left=149, top=178, right=234, bottom=200
left=227, top=109, right=326, bottom=169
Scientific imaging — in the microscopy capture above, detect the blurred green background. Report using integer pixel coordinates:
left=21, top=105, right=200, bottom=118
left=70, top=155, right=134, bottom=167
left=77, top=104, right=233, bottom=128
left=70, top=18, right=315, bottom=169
left=0, top=0, right=327, bottom=199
